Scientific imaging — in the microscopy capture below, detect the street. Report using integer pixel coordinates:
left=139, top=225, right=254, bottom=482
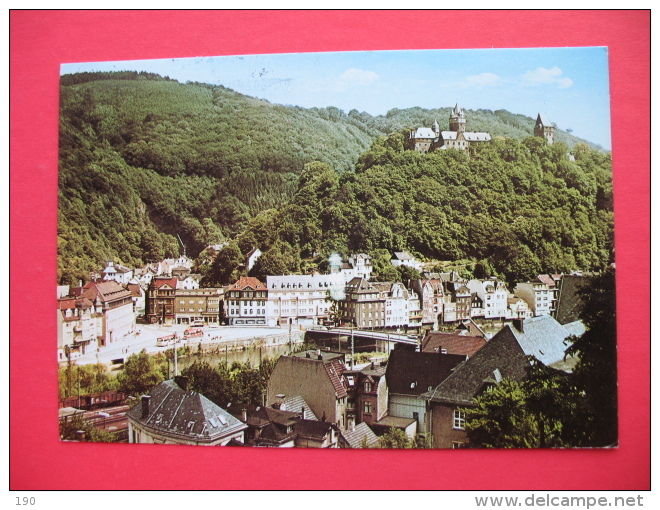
left=74, top=322, right=288, bottom=365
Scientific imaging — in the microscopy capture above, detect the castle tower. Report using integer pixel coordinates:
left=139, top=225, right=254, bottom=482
left=449, top=104, right=466, bottom=133
left=534, top=113, right=556, bottom=145
left=432, top=119, right=440, bottom=136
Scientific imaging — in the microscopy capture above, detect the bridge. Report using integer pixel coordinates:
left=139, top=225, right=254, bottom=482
left=306, top=327, right=419, bottom=347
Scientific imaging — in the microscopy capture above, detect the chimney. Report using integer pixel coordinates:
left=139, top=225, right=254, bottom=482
left=273, top=394, right=285, bottom=410
left=300, top=406, right=305, bottom=420
left=317, top=349, right=322, bottom=360
left=141, top=395, right=151, bottom=419
left=241, top=408, right=247, bottom=423
left=174, top=375, right=189, bottom=391
left=306, top=351, right=311, bottom=358
left=513, top=319, right=524, bottom=333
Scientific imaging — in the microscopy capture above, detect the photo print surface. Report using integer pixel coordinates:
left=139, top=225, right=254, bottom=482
left=57, top=47, right=615, bottom=449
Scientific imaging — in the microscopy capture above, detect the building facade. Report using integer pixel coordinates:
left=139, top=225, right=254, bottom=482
left=266, top=273, right=344, bottom=327
left=174, top=287, right=223, bottom=324
left=267, top=350, right=348, bottom=430
left=226, top=277, right=268, bottom=326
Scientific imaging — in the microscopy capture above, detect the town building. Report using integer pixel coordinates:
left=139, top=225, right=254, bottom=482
left=343, top=361, right=388, bottom=428
left=145, top=276, right=178, bottom=324
left=101, top=261, right=134, bottom=285
left=339, top=277, right=386, bottom=329
left=245, top=247, right=262, bottom=271
left=421, top=330, right=487, bottom=357
left=507, top=295, right=534, bottom=319
left=78, top=280, right=134, bottom=346
left=127, top=378, right=247, bottom=446
left=390, top=251, right=423, bottom=272
left=386, top=349, right=466, bottom=435
left=423, top=315, right=585, bottom=448
left=174, top=287, right=223, bottom=325
left=514, top=281, right=552, bottom=316
left=467, top=278, right=509, bottom=319
left=537, top=274, right=562, bottom=316
left=267, top=350, right=348, bottom=430
left=338, top=422, right=380, bottom=449
left=330, top=253, right=374, bottom=282
left=266, top=273, right=344, bottom=327
left=408, top=279, right=438, bottom=332
left=225, top=276, right=268, bottom=326
left=373, top=282, right=410, bottom=330
left=347, top=253, right=373, bottom=280
left=57, top=296, right=96, bottom=361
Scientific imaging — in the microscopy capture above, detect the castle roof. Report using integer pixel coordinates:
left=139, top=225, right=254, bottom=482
left=411, top=127, right=436, bottom=139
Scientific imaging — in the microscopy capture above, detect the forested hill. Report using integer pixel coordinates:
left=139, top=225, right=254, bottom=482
left=58, top=71, right=609, bottom=284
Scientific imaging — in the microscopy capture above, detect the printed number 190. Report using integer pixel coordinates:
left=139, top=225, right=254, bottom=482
left=16, top=497, right=35, bottom=506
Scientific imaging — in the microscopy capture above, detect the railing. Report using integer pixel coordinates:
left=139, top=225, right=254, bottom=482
left=308, top=327, right=418, bottom=345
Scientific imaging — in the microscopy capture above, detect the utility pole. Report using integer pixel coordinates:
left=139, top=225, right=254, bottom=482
left=351, top=321, right=354, bottom=369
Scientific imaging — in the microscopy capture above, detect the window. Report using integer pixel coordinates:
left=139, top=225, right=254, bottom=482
left=453, top=409, right=465, bottom=430
left=363, top=401, right=372, bottom=414
left=364, top=381, right=372, bottom=393
left=452, top=441, right=466, bottom=449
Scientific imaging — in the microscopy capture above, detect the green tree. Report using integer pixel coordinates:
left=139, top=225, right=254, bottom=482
left=182, top=360, right=233, bottom=407
left=117, top=350, right=165, bottom=396
left=379, top=427, right=414, bottom=449
left=249, top=240, right=300, bottom=280
left=206, top=242, right=243, bottom=285
left=60, top=413, right=119, bottom=443
left=564, top=268, right=618, bottom=446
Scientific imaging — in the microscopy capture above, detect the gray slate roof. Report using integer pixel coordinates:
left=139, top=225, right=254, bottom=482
left=280, top=395, right=318, bottom=421
left=424, top=327, right=530, bottom=405
left=411, top=127, right=436, bottom=139
left=340, top=422, right=379, bottom=448
left=508, top=316, right=580, bottom=368
left=127, top=380, right=246, bottom=442
left=424, top=316, right=580, bottom=406
left=555, top=275, right=591, bottom=325
left=386, top=349, right=466, bottom=396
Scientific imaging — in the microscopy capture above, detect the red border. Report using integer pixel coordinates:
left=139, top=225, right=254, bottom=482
left=10, top=10, right=650, bottom=490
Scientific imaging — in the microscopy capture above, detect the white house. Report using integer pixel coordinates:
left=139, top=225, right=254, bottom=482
left=266, top=273, right=344, bottom=327
left=391, top=251, right=423, bottom=272
left=514, top=281, right=552, bottom=317
left=102, top=261, right=134, bottom=285
left=467, top=278, right=509, bottom=319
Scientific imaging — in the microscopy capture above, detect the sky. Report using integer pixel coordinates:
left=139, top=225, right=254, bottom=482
left=61, top=47, right=612, bottom=149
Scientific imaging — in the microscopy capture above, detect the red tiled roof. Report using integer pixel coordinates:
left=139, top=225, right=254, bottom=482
left=232, top=276, right=266, bottom=291
left=421, top=332, right=487, bottom=357
left=82, top=281, right=133, bottom=303
left=151, top=278, right=178, bottom=289
left=58, top=297, right=93, bottom=311
left=324, top=358, right=347, bottom=398
left=537, top=274, right=556, bottom=288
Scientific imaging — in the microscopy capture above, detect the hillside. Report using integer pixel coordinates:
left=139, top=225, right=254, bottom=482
left=58, top=71, right=610, bottom=284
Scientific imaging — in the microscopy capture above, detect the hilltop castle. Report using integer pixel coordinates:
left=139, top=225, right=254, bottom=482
left=407, top=104, right=491, bottom=156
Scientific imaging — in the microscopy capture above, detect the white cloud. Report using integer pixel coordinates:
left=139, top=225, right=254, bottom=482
left=520, top=67, right=574, bottom=89
left=335, top=68, right=379, bottom=91
left=464, top=72, right=502, bottom=88
left=439, top=72, right=503, bottom=90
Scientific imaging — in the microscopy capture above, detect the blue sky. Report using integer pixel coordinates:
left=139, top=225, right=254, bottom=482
left=62, top=47, right=612, bottom=149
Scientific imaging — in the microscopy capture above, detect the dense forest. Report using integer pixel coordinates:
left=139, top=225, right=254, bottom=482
left=58, top=71, right=612, bottom=285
